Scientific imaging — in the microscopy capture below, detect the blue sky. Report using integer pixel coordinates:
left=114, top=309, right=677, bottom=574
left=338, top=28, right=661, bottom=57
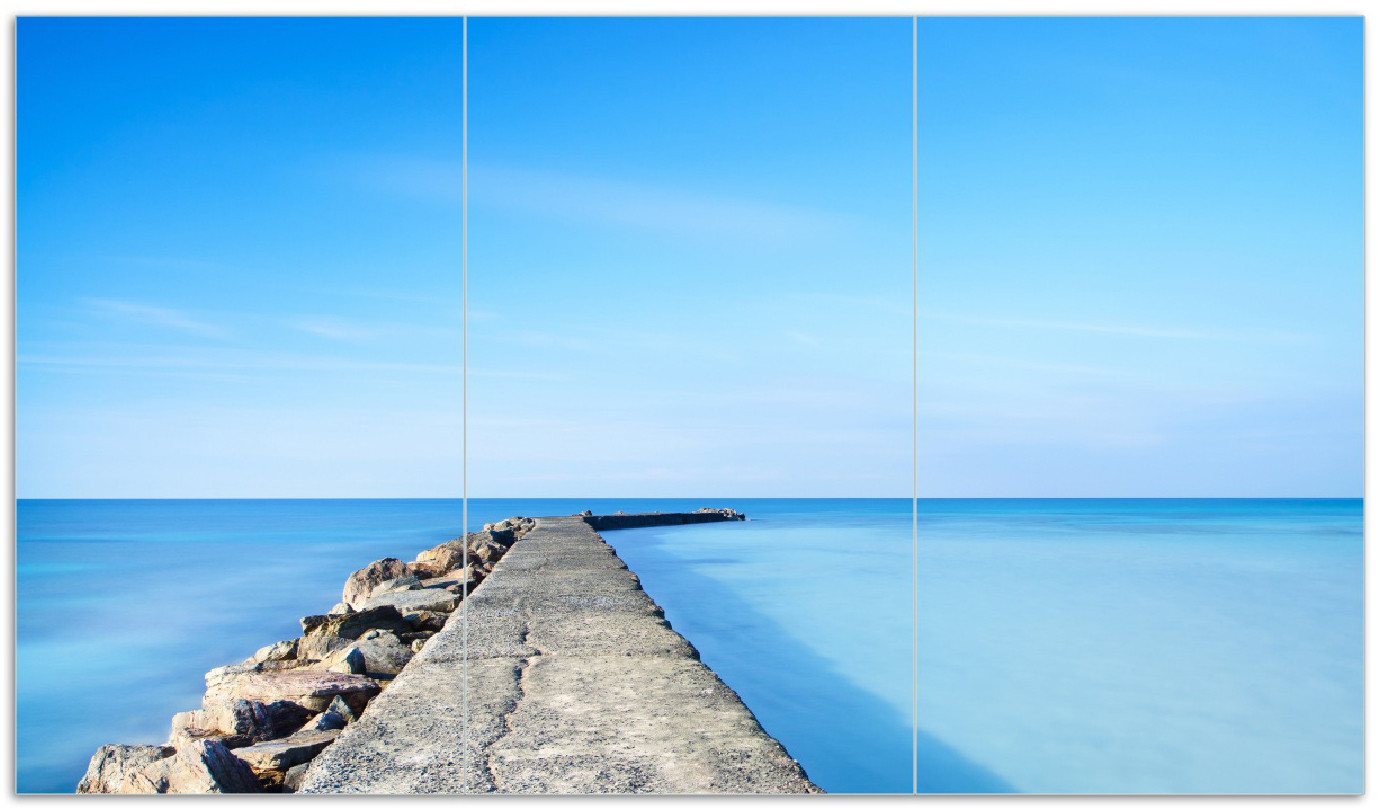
left=18, top=18, right=465, bottom=497
left=466, top=18, right=911, bottom=497
left=918, top=16, right=1361, bottom=497
left=17, top=17, right=1360, bottom=498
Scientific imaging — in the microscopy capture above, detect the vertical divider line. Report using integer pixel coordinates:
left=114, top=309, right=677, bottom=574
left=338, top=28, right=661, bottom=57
left=461, top=13, right=470, bottom=795
left=911, top=13, right=920, bottom=797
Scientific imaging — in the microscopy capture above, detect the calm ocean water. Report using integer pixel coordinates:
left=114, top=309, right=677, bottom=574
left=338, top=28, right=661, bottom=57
left=16, top=498, right=1361, bottom=794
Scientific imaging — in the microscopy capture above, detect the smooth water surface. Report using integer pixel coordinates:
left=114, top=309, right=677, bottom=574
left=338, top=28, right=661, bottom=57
left=17, top=498, right=1361, bottom=794
left=918, top=498, right=1362, bottom=794
left=16, top=499, right=466, bottom=793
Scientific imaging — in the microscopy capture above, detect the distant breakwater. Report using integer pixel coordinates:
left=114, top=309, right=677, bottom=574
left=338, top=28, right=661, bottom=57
left=75, top=507, right=808, bottom=794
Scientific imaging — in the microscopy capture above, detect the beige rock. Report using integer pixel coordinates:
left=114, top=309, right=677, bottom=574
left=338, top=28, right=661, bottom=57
left=412, top=539, right=466, bottom=576
left=76, top=745, right=173, bottom=793
left=205, top=668, right=380, bottom=716
left=167, top=709, right=254, bottom=749
left=320, top=646, right=366, bottom=675
left=248, top=638, right=298, bottom=664
left=318, top=631, right=413, bottom=678
left=77, top=740, right=259, bottom=794
left=168, top=710, right=207, bottom=743
left=298, top=605, right=412, bottom=660
left=341, top=558, right=414, bottom=609
left=359, top=588, right=459, bottom=614
left=232, top=729, right=340, bottom=787
left=209, top=660, right=317, bottom=682
left=199, top=698, right=311, bottom=741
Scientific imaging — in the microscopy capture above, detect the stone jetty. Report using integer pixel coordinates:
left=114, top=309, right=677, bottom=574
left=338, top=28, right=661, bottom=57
left=77, top=509, right=818, bottom=795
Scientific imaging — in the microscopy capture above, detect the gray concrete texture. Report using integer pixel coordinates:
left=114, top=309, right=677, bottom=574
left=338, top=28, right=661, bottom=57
left=300, top=516, right=817, bottom=794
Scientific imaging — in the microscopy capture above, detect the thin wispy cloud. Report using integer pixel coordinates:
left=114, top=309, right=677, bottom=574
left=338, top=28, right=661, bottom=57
left=471, top=164, right=847, bottom=244
left=84, top=298, right=229, bottom=339
left=929, top=312, right=1309, bottom=343
left=343, top=155, right=463, bottom=204
left=19, top=350, right=461, bottom=378
left=288, top=316, right=384, bottom=342
left=344, top=155, right=851, bottom=243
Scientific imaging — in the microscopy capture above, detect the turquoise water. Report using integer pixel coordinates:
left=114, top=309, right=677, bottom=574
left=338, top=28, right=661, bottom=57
left=16, top=498, right=1361, bottom=794
left=918, top=499, right=1362, bottom=794
left=17, top=499, right=467, bottom=794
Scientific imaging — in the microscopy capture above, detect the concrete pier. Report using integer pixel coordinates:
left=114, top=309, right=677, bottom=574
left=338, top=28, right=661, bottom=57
left=300, top=515, right=817, bottom=794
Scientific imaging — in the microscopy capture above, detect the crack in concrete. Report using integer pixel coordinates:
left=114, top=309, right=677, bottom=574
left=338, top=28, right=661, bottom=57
left=483, top=614, right=541, bottom=793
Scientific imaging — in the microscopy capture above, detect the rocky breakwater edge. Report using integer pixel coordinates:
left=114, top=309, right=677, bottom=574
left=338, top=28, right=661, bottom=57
left=76, top=516, right=539, bottom=794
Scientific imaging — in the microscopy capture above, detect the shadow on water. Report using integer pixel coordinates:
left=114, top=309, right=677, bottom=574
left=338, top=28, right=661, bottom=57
left=918, top=730, right=1016, bottom=793
left=606, top=532, right=1012, bottom=795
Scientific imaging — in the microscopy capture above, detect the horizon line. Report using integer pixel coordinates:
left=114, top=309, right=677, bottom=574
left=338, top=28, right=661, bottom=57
left=12, top=495, right=1364, bottom=502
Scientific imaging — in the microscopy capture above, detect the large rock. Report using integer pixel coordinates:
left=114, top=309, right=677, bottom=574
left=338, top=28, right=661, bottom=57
left=298, top=605, right=412, bottom=660
left=414, top=530, right=519, bottom=577
left=233, top=729, right=340, bottom=788
left=469, top=534, right=509, bottom=568
left=248, top=639, right=298, bottom=664
left=412, top=539, right=467, bottom=577
left=359, top=588, right=460, bottom=614
left=76, top=745, right=173, bottom=793
left=321, top=646, right=367, bottom=675
left=199, top=699, right=310, bottom=741
left=77, top=740, right=259, bottom=794
left=209, top=659, right=317, bottom=678
left=167, top=710, right=253, bottom=749
left=205, top=667, right=380, bottom=716
left=319, top=630, right=414, bottom=678
left=341, top=558, right=415, bottom=609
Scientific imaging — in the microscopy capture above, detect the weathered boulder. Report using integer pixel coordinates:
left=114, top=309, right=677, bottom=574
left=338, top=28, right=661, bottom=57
left=359, top=587, right=460, bottom=614
left=232, top=729, right=340, bottom=788
left=77, top=740, right=260, bottom=794
left=204, top=667, right=380, bottom=716
left=322, top=631, right=414, bottom=678
left=77, top=745, right=173, bottom=793
left=298, top=605, right=412, bottom=660
left=321, top=645, right=367, bottom=675
left=209, top=659, right=316, bottom=680
left=167, top=710, right=253, bottom=749
left=341, top=558, right=414, bottom=609
left=247, top=638, right=298, bottom=664
left=411, top=529, right=516, bottom=576
left=469, top=535, right=508, bottom=568
left=412, top=539, right=466, bottom=577
left=199, top=699, right=310, bottom=741
left=150, top=740, right=262, bottom=793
